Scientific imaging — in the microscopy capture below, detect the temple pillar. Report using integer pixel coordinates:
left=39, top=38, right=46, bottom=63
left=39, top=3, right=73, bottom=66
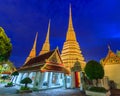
left=11, top=76, right=14, bottom=82
left=16, top=72, right=24, bottom=84
left=80, top=71, right=83, bottom=91
left=12, top=76, right=16, bottom=83
left=43, top=72, right=48, bottom=82
left=61, top=73, right=64, bottom=86
left=48, top=72, right=53, bottom=88
left=28, top=72, right=33, bottom=79
left=33, top=72, right=40, bottom=88
left=75, top=71, right=79, bottom=88
left=31, top=72, right=36, bottom=85
left=71, top=72, right=75, bottom=88
left=37, top=72, right=41, bottom=87
left=58, top=73, right=62, bottom=86
left=39, top=72, right=45, bottom=88
left=22, top=72, right=29, bottom=79
left=63, top=74, right=68, bottom=88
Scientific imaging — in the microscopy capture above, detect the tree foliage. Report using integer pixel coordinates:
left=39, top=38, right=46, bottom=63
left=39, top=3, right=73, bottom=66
left=0, top=27, right=12, bottom=62
left=84, top=60, right=104, bottom=80
left=20, top=77, right=32, bottom=88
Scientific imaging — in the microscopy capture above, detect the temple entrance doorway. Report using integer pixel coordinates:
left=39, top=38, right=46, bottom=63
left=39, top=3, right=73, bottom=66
left=71, top=60, right=82, bottom=88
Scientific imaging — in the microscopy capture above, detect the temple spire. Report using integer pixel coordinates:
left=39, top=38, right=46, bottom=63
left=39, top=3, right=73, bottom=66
left=24, top=32, right=38, bottom=64
left=39, top=20, right=50, bottom=55
left=66, top=4, right=76, bottom=41
left=61, top=4, right=86, bottom=72
left=108, top=44, right=111, bottom=51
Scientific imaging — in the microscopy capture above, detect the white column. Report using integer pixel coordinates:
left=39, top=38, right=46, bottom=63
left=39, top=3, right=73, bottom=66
left=61, top=73, right=64, bottom=86
left=63, top=74, right=67, bottom=88
left=33, top=72, right=40, bottom=88
left=39, top=72, right=45, bottom=88
left=57, top=73, right=62, bottom=86
left=43, top=72, right=48, bottom=82
left=58, top=73, right=62, bottom=86
left=28, top=72, right=33, bottom=79
left=12, top=76, right=16, bottom=83
left=71, top=72, right=75, bottom=88
left=80, top=71, right=83, bottom=91
left=22, top=72, right=29, bottom=79
left=16, top=73, right=24, bottom=84
left=10, top=76, right=14, bottom=82
left=31, top=72, right=36, bottom=85
left=48, top=72, right=53, bottom=88
left=37, top=72, right=41, bottom=87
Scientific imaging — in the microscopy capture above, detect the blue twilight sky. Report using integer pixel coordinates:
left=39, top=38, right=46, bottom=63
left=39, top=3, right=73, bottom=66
left=0, top=0, right=120, bottom=67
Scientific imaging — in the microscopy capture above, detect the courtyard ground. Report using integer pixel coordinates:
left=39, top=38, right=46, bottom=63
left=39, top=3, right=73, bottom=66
left=1, top=83, right=120, bottom=96
left=0, top=83, right=85, bottom=96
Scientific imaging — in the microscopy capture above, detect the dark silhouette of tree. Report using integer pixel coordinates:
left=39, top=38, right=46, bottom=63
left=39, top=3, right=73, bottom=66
left=20, top=77, right=32, bottom=88
left=84, top=60, right=104, bottom=86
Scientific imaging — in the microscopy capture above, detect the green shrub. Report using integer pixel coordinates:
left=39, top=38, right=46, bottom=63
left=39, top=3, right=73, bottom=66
left=84, top=60, right=104, bottom=86
left=88, top=87, right=107, bottom=93
left=7, top=82, right=13, bottom=86
left=1, top=75, right=9, bottom=80
left=20, top=86, right=30, bottom=90
left=20, top=77, right=32, bottom=88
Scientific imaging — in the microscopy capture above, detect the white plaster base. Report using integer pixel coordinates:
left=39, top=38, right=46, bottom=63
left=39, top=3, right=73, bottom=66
left=85, top=90, right=111, bottom=96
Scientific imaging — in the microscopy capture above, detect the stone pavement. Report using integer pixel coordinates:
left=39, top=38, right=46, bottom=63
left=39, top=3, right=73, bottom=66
left=0, top=84, right=85, bottom=96
left=0, top=83, right=19, bottom=95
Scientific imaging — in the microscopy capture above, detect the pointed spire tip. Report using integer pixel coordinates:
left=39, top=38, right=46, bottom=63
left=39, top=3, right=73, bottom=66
left=108, top=44, right=111, bottom=50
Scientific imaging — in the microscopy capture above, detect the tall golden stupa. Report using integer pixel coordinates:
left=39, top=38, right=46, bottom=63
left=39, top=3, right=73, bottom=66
left=61, top=5, right=86, bottom=72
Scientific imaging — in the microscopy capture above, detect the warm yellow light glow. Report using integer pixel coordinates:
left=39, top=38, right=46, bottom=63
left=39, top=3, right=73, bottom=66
left=61, top=5, right=86, bottom=72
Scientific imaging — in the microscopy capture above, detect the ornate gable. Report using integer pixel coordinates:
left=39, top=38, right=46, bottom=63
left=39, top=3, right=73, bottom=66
left=103, top=50, right=120, bottom=65
left=48, top=49, right=63, bottom=64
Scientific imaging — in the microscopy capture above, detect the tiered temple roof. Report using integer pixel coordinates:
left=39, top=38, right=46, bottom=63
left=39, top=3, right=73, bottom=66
left=19, top=49, right=69, bottom=74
